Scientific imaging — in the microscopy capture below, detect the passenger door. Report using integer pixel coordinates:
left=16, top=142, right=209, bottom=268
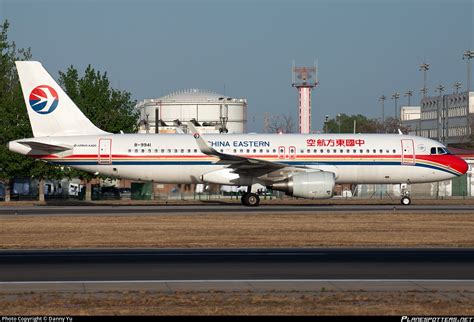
left=401, top=139, right=415, bottom=165
left=98, top=138, right=112, bottom=164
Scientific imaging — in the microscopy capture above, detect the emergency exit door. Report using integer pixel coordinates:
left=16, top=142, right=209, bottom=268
left=401, top=139, right=415, bottom=165
left=98, top=138, right=112, bottom=164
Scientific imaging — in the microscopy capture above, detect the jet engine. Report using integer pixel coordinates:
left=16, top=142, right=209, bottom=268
left=271, top=171, right=335, bottom=199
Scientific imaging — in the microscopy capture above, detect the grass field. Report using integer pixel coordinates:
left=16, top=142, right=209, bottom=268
left=1, top=289, right=473, bottom=315
left=1, top=212, right=473, bottom=248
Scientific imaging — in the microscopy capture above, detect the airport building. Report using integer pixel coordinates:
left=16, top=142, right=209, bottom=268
left=135, top=89, right=247, bottom=134
left=401, top=91, right=474, bottom=145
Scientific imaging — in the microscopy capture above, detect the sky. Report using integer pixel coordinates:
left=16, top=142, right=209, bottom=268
left=1, top=0, right=473, bottom=132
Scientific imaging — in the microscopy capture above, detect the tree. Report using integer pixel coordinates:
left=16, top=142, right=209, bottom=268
left=57, top=65, right=139, bottom=200
left=0, top=20, right=65, bottom=202
left=324, top=114, right=408, bottom=134
left=325, top=114, right=378, bottom=134
left=264, top=113, right=296, bottom=133
left=58, top=65, right=138, bottom=133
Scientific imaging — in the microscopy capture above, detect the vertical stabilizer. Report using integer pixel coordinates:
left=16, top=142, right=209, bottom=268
left=15, top=61, right=109, bottom=137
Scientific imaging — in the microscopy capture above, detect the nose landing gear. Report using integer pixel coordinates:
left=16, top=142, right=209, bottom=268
left=400, top=183, right=411, bottom=205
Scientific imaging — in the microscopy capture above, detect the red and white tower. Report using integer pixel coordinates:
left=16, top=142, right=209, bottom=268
left=292, top=63, right=318, bottom=134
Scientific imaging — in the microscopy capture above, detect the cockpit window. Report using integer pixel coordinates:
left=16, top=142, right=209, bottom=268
left=438, top=147, right=450, bottom=154
left=431, top=147, right=451, bottom=155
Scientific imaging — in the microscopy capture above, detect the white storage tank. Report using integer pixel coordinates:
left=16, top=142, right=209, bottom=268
left=136, top=89, right=247, bottom=134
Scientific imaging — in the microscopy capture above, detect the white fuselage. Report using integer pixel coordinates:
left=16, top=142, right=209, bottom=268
left=10, top=133, right=466, bottom=186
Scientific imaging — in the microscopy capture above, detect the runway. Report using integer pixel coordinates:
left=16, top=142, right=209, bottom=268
left=1, top=204, right=474, bottom=216
left=1, top=248, right=473, bottom=282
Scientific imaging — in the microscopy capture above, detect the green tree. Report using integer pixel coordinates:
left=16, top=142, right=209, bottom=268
left=58, top=65, right=138, bottom=133
left=0, top=20, right=63, bottom=202
left=325, top=114, right=379, bottom=134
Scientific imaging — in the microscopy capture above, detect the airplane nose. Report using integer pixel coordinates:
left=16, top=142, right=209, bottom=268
left=449, top=155, right=469, bottom=176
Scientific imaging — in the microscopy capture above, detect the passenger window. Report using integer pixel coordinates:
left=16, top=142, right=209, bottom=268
left=141, top=149, right=145, bottom=153
left=134, top=149, right=138, bottom=153
left=161, top=149, right=164, bottom=153
left=392, top=149, right=396, bottom=153
left=373, top=149, right=376, bottom=153
left=194, top=149, right=197, bottom=153
left=307, top=149, right=311, bottom=153
left=167, top=149, right=171, bottom=153
left=320, top=149, right=324, bottom=153
left=346, top=149, right=350, bottom=153
left=128, top=149, right=131, bottom=153
left=148, top=149, right=152, bottom=153
left=379, top=149, right=383, bottom=153
left=366, top=149, right=370, bottom=153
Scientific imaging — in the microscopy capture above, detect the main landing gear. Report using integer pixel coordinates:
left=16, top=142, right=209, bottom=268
left=241, top=185, right=262, bottom=207
left=241, top=192, right=260, bottom=207
left=400, top=183, right=411, bottom=205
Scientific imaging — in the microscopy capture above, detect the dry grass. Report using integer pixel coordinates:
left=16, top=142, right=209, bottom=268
left=1, top=290, right=473, bottom=315
left=1, top=212, right=473, bottom=249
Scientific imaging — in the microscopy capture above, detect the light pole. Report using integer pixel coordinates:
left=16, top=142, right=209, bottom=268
left=379, top=95, right=386, bottom=128
left=462, top=50, right=474, bottom=92
left=453, top=82, right=462, bottom=94
left=404, top=90, right=413, bottom=106
left=324, top=115, right=329, bottom=133
left=391, top=92, right=400, bottom=120
left=436, top=84, right=445, bottom=143
left=337, top=113, right=341, bottom=133
left=419, top=62, right=430, bottom=98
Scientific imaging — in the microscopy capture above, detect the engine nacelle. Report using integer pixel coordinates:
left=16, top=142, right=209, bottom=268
left=271, top=171, right=335, bottom=199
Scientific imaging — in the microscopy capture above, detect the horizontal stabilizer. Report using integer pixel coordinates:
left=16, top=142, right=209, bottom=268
left=17, top=140, right=73, bottom=153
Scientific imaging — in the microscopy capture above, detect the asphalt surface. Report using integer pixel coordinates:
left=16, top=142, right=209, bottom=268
left=1, top=248, right=473, bottom=282
left=1, top=204, right=474, bottom=216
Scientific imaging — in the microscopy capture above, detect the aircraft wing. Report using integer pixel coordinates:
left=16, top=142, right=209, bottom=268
left=188, top=123, right=312, bottom=179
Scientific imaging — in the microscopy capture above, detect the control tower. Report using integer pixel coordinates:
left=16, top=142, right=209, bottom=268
left=292, top=63, right=318, bottom=134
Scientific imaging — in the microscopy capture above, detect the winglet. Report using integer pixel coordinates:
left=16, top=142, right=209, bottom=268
left=187, top=122, right=218, bottom=156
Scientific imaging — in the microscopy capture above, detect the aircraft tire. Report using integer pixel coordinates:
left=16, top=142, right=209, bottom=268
left=401, top=196, right=411, bottom=205
left=243, top=193, right=260, bottom=207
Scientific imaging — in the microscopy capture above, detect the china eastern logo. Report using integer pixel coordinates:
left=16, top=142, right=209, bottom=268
left=29, top=85, right=59, bottom=114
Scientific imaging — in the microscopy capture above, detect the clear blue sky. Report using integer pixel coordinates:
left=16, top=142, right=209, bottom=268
left=1, top=0, right=473, bottom=132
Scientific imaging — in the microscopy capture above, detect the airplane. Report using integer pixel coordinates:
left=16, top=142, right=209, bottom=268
left=8, top=61, right=469, bottom=207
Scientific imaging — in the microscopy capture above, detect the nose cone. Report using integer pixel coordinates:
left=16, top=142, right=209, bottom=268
left=449, top=155, right=469, bottom=176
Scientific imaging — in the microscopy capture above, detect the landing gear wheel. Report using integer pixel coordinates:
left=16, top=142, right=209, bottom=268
left=401, top=196, right=411, bottom=205
left=243, top=193, right=260, bottom=207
